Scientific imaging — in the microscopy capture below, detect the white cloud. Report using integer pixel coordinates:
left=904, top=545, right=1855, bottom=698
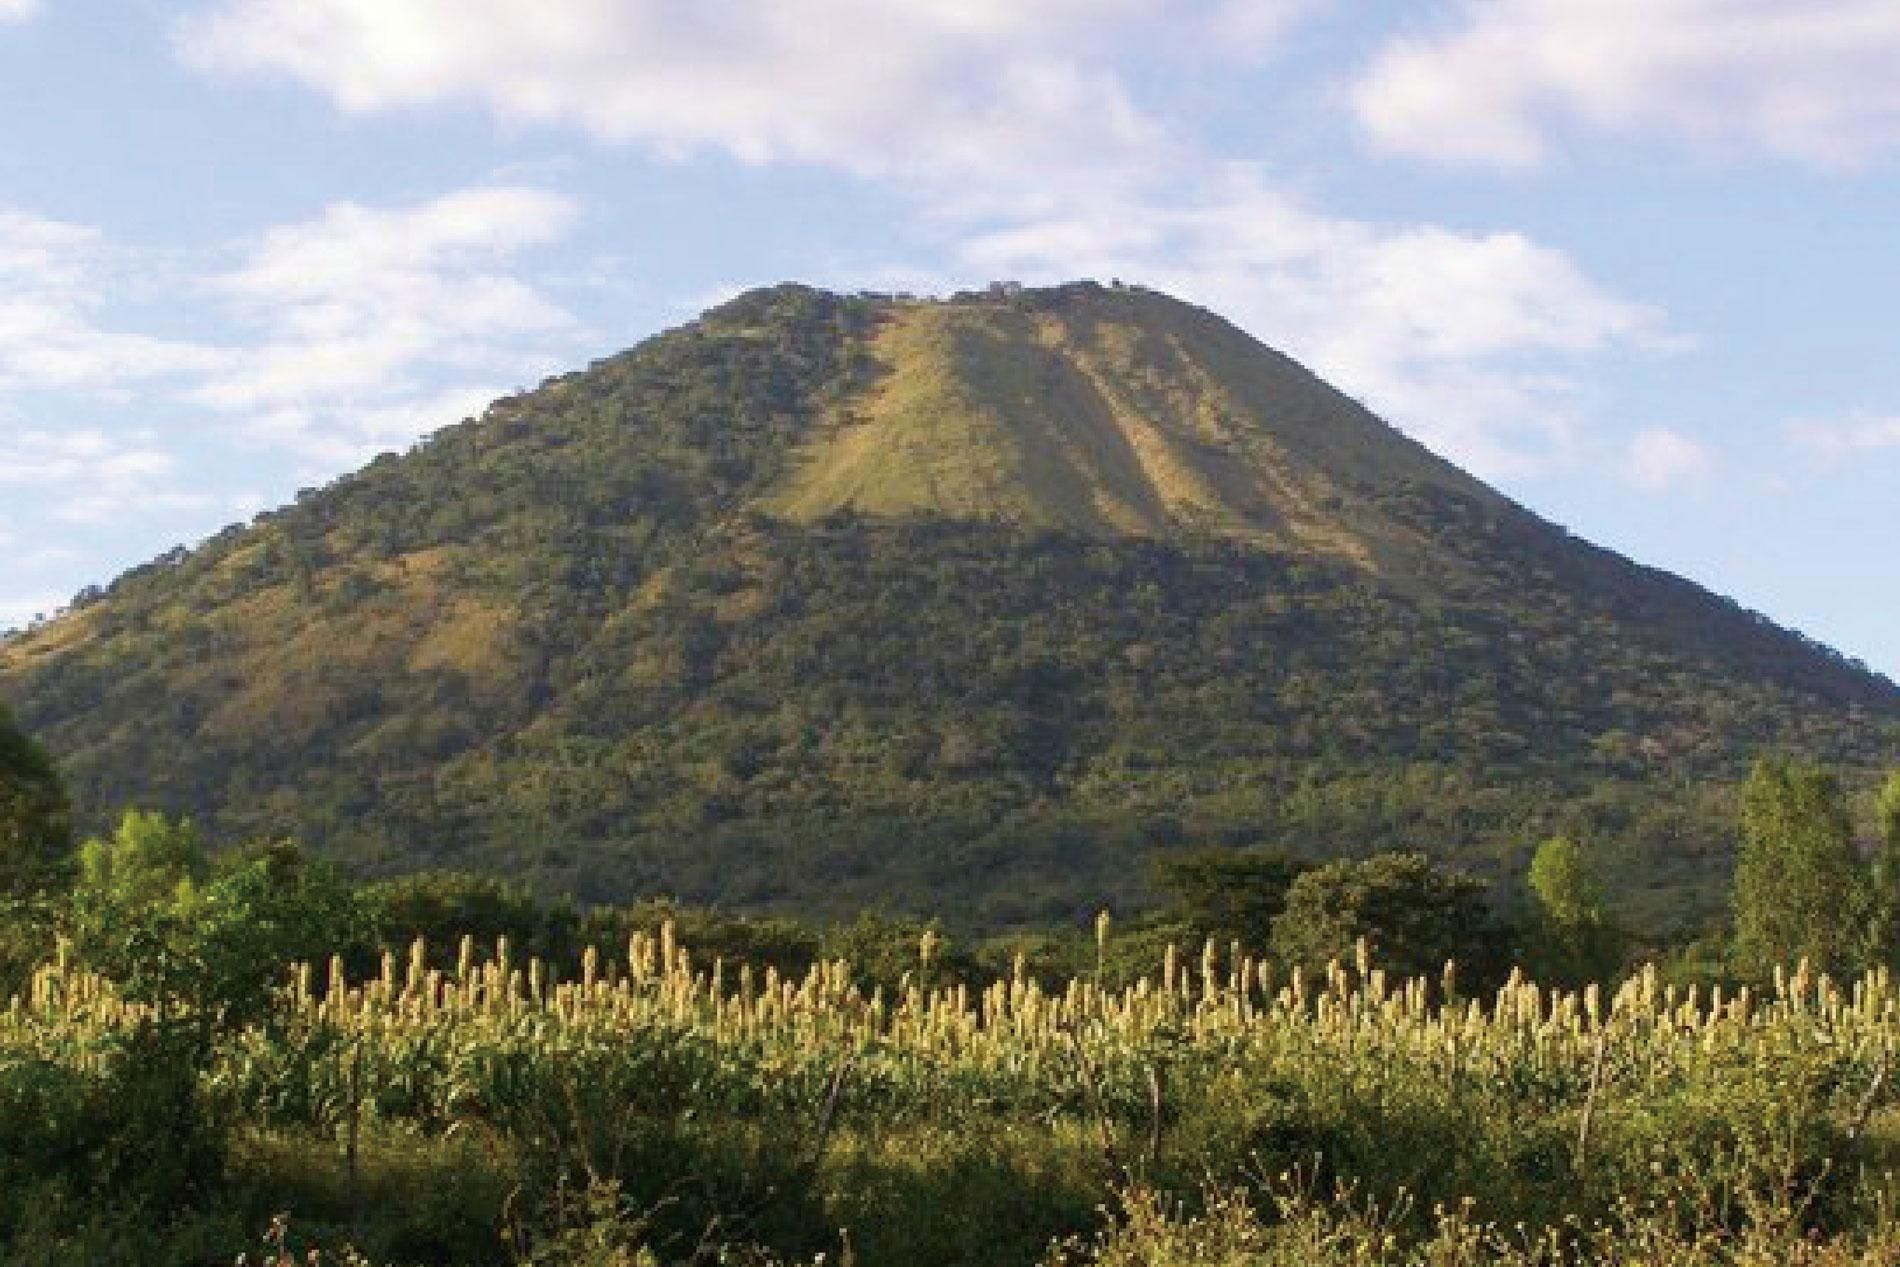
left=177, top=0, right=1187, bottom=204
left=1354, top=0, right=1900, bottom=167
left=0, top=0, right=40, bottom=24
left=1625, top=427, right=1711, bottom=490
left=956, top=167, right=1667, bottom=477
left=0, top=428, right=175, bottom=485
left=0, top=210, right=224, bottom=392
left=1786, top=411, right=1900, bottom=459
left=190, top=185, right=582, bottom=463
left=0, top=183, right=588, bottom=554
left=14, top=543, right=78, bottom=570
left=1200, top=0, right=1327, bottom=56
left=0, top=212, right=91, bottom=284
left=0, top=428, right=211, bottom=524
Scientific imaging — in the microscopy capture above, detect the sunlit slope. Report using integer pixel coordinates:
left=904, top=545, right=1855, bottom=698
left=1, top=281, right=1893, bottom=926
left=768, top=291, right=1503, bottom=580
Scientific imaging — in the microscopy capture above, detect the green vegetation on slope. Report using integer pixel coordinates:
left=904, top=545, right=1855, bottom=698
left=0, top=700, right=70, bottom=899
left=0, top=282, right=1893, bottom=930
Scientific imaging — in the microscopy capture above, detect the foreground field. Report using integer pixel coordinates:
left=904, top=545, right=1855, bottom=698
left=6, top=930, right=1900, bottom=1265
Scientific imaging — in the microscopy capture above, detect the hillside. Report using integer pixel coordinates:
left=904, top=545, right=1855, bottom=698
left=2, top=281, right=1895, bottom=929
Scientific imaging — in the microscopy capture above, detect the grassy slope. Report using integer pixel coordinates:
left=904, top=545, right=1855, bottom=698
left=767, top=289, right=1504, bottom=584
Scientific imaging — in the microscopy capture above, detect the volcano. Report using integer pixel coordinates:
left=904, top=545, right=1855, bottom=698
left=3, top=282, right=1893, bottom=928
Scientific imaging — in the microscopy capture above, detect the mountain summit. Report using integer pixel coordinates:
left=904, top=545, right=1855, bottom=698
left=3, top=282, right=1894, bottom=926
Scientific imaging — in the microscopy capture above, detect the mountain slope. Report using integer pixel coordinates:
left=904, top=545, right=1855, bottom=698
left=763, top=290, right=1500, bottom=582
left=2, top=281, right=1894, bottom=929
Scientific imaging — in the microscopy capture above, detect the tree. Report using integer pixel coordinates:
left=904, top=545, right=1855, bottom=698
left=1150, top=846, right=1309, bottom=953
left=51, top=831, right=369, bottom=1231
left=364, top=869, right=578, bottom=969
left=188, top=839, right=369, bottom=1024
left=1270, top=851, right=1508, bottom=987
left=1524, top=835, right=1623, bottom=985
left=68, top=818, right=366, bottom=1029
left=1865, top=771, right=1900, bottom=967
left=76, top=808, right=209, bottom=910
left=1731, top=757, right=1859, bottom=978
left=0, top=702, right=71, bottom=898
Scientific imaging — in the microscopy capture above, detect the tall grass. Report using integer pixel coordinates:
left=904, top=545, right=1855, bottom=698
left=7, top=930, right=1900, bottom=1265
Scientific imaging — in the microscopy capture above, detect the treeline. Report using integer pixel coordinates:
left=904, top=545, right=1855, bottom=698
left=7, top=752, right=1898, bottom=1018
left=2, top=670, right=1897, bottom=990
left=3, top=810, right=1524, bottom=1008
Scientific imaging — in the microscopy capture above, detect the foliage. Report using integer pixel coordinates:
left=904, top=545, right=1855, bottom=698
left=1149, top=847, right=1309, bottom=952
left=1524, top=835, right=1625, bottom=986
left=66, top=827, right=368, bottom=1029
left=0, top=897, right=49, bottom=1003
left=0, top=701, right=70, bottom=899
left=1270, top=851, right=1506, bottom=985
left=1880, top=771, right=1900, bottom=850
left=1732, top=757, right=1861, bottom=978
left=0, top=1016, right=227, bottom=1255
left=1, top=830, right=371, bottom=1264
left=1870, top=771, right=1900, bottom=967
left=365, top=869, right=579, bottom=970
left=1052, top=1182, right=1900, bottom=1266
left=192, top=840, right=374, bottom=1024
left=76, top=807, right=209, bottom=909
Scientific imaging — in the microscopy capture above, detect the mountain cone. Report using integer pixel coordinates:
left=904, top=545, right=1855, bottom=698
left=3, top=281, right=1894, bottom=927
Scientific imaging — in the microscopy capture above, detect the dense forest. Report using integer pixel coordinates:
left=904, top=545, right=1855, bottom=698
left=2, top=283, right=1894, bottom=933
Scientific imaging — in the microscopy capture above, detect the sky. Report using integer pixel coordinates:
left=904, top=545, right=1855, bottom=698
left=0, top=0, right=1896, bottom=681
